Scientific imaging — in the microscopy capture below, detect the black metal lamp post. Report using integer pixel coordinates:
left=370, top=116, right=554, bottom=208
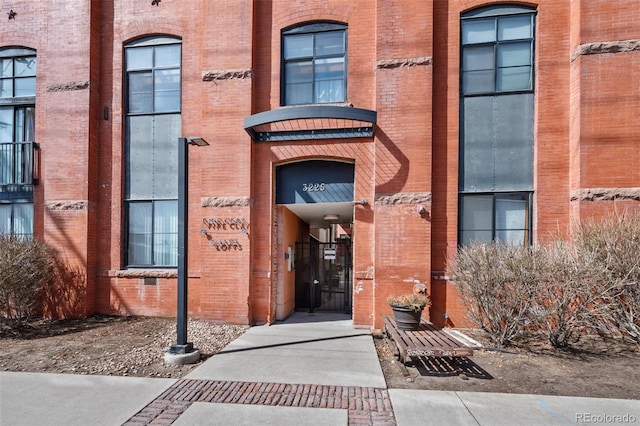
left=169, top=136, right=209, bottom=355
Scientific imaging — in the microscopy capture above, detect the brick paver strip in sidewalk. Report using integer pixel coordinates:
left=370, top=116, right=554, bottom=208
left=124, top=379, right=397, bottom=425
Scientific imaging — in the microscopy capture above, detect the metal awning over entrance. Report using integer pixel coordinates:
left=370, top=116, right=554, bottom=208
left=276, top=160, right=356, bottom=227
left=244, top=105, right=377, bottom=142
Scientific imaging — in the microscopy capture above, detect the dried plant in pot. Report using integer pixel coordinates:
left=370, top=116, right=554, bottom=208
left=387, top=293, right=431, bottom=331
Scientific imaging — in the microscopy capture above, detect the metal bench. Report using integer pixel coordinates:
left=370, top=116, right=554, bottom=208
left=382, top=315, right=474, bottom=366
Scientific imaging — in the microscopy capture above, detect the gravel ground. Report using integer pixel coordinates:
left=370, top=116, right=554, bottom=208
left=0, top=316, right=247, bottom=378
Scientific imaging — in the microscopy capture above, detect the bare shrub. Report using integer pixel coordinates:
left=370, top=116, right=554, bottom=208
left=530, top=241, right=616, bottom=348
left=448, top=242, right=546, bottom=347
left=573, top=211, right=640, bottom=343
left=448, top=210, right=640, bottom=349
left=0, top=235, right=55, bottom=323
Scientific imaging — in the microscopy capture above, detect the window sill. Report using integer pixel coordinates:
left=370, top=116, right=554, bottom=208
left=101, top=269, right=202, bottom=279
left=106, top=269, right=176, bottom=278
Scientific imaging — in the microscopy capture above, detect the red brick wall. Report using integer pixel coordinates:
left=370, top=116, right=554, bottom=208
left=91, top=0, right=255, bottom=324
left=579, top=55, right=640, bottom=188
left=3, top=0, right=638, bottom=330
left=370, top=1, right=434, bottom=330
left=533, top=1, right=573, bottom=244
left=0, top=0, right=98, bottom=317
left=570, top=1, right=640, bottom=222
left=579, top=0, right=639, bottom=42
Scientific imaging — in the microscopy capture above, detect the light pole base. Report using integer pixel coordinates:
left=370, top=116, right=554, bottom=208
left=168, top=343, right=194, bottom=354
left=164, top=346, right=201, bottom=365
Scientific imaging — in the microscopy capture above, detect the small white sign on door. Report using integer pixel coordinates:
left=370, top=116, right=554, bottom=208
left=323, top=248, right=336, bottom=260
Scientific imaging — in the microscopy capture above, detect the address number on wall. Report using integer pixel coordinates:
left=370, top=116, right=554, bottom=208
left=302, top=183, right=325, bottom=192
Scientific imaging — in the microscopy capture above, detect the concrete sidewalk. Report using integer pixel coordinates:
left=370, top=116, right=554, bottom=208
left=156, top=311, right=393, bottom=425
left=1, top=312, right=639, bottom=425
left=186, top=312, right=385, bottom=388
left=390, top=389, right=640, bottom=426
left=0, top=371, right=175, bottom=426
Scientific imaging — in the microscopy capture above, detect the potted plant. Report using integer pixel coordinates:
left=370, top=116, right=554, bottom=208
left=387, top=293, right=431, bottom=331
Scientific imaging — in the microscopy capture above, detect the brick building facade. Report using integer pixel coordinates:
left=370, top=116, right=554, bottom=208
left=1, top=0, right=638, bottom=330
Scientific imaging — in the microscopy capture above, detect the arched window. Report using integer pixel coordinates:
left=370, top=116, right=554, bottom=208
left=124, top=36, right=181, bottom=267
left=282, top=22, right=347, bottom=106
left=0, top=47, right=37, bottom=238
left=461, top=5, right=535, bottom=94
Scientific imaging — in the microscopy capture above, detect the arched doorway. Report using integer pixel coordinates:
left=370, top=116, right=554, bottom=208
left=275, top=160, right=355, bottom=317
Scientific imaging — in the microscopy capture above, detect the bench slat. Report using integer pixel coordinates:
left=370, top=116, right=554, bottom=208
left=383, top=316, right=474, bottom=364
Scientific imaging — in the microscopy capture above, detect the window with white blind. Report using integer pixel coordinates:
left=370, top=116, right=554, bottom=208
left=124, top=36, right=181, bottom=266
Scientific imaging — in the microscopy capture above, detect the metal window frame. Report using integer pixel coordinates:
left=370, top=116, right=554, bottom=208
left=0, top=141, right=39, bottom=187
left=124, top=38, right=182, bottom=115
left=125, top=198, right=179, bottom=268
left=460, top=8, right=536, bottom=97
left=281, top=22, right=347, bottom=106
left=458, top=191, right=533, bottom=246
left=0, top=201, right=34, bottom=239
left=0, top=49, right=37, bottom=101
left=0, top=49, right=38, bottom=203
left=0, top=104, right=38, bottom=187
left=124, top=36, right=182, bottom=268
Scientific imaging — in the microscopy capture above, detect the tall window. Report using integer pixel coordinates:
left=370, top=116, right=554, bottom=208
left=282, top=22, right=346, bottom=106
left=125, top=36, right=181, bottom=267
left=459, top=6, right=535, bottom=246
left=0, top=47, right=36, bottom=238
